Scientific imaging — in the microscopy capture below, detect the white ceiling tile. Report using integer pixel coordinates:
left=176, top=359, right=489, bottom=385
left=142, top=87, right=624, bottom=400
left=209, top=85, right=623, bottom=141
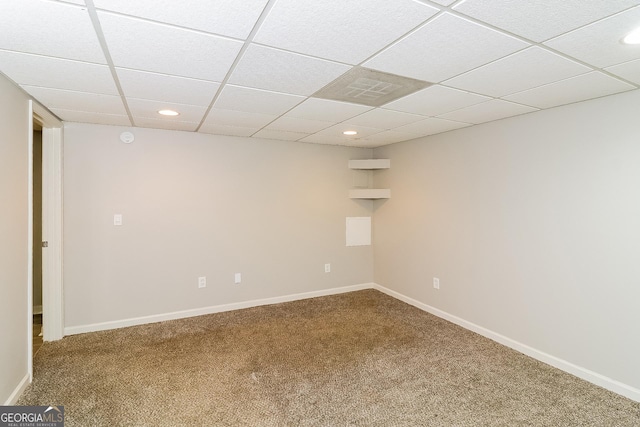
left=384, top=85, right=490, bottom=116
left=254, top=0, right=439, bottom=64
left=98, top=12, right=242, bottom=80
left=50, top=109, right=131, bottom=126
left=253, top=129, right=308, bottom=141
left=126, top=98, right=207, bottom=122
left=203, top=109, right=277, bottom=128
left=214, top=85, right=305, bottom=115
left=438, top=99, right=538, bottom=124
left=22, top=86, right=126, bottom=115
left=265, top=116, right=334, bottom=133
left=199, top=124, right=259, bottom=137
left=394, top=117, right=472, bottom=135
left=364, top=13, right=529, bottom=83
left=285, top=98, right=372, bottom=122
left=503, top=72, right=636, bottom=109
left=344, top=109, right=425, bottom=129
left=134, top=117, right=198, bottom=132
left=357, top=130, right=421, bottom=146
left=606, top=59, right=640, bottom=85
left=303, top=124, right=384, bottom=145
left=453, top=0, right=639, bottom=42
left=0, top=0, right=105, bottom=63
left=544, top=6, right=640, bottom=68
left=298, top=134, right=350, bottom=146
left=117, top=68, right=219, bottom=106
left=229, top=45, right=351, bottom=95
left=93, top=0, right=268, bottom=39
left=444, top=47, right=591, bottom=97
left=0, top=50, right=117, bottom=94
left=428, top=0, right=457, bottom=5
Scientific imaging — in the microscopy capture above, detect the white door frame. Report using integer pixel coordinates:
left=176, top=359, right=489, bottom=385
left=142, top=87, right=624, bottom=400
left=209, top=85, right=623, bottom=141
left=29, top=101, right=63, bottom=380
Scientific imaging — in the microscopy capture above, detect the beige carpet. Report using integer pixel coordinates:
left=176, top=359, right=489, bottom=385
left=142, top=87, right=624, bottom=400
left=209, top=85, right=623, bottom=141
left=18, top=290, right=639, bottom=426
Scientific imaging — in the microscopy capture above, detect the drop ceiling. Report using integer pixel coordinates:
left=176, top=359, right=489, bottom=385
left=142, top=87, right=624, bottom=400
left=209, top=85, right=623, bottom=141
left=1, top=0, right=639, bottom=147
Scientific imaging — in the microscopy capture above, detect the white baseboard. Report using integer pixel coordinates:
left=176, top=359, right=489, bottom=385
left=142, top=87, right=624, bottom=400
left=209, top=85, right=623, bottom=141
left=4, top=373, right=30, bottom=405
left=373, top=283, right=640, bottom=403
left=64, top=283, right=375, bottom=336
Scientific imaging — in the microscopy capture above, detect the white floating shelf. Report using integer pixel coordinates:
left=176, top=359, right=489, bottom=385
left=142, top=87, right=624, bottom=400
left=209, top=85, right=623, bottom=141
left=348, top=159, right=390, bottom=170
left=349, top=189, right=391, bottom=199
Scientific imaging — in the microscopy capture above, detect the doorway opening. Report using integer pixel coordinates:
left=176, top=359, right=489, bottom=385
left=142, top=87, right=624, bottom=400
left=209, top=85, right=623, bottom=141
left=33, top=121, right=43, bottom=356
left=29, top=100, right=63, bottom=381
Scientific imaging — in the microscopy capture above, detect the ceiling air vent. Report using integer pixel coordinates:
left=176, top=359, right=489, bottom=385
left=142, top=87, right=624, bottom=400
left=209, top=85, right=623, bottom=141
left=312, top=67, right=431, bottom=107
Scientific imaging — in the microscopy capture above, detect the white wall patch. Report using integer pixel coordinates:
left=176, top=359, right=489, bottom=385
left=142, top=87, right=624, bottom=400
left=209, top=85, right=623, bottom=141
left=346, top=216, right=371, bottom=246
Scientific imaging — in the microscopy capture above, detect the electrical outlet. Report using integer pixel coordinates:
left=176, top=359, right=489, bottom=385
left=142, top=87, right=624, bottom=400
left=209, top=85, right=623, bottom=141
left=433, top=277, right=440, bottom=290
left=234, top=273, right=241, bottom=284
left=198, top=276, right=206, bottom=288
left=113, top=214, right=123, bottom=226
left=324, top=263, right=331, bottom=273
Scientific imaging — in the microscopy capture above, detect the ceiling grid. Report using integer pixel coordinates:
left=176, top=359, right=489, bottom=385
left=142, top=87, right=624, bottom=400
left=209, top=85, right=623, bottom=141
left=0, top=0, right=638, bottom=147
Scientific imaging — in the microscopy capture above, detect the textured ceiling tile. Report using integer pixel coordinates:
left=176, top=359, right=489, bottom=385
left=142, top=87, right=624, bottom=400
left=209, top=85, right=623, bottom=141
left=285, top=98, right=372, bottom=122
left=126, top=98, right=207, bottom=122
left=428, top=0, right=457, bottom=5
left=384, top=85, right=490, bottom=116
left=364, top=13, right=528, bottom=83
left=254, top=0, right=439, bottom=64
left=0, top=50, right=117, bottom=94
left=298, top=134, right=350, bottom=146
left=22, top=86, right=126, bottom=115
left=544, top=7, right=640, bottom=68
left=229, top=45, right=351, bottom=95
left=214, top=85, right=305, bottom=115
left=444, top=47, right=591, bottom=97
left=606, top=59, right=640, bottom=85
left=93, top=0, right=268, bottom=39
left=357, top=130, right=421, bottom=145
left=134, top=117, right=198, bottom=131
left=0, top=0, right=105, bottom=63
left=343, top=109, right=424, bottom=129
left=50, top=109, right=131, bottom=126
left=203, top=109, right=277, bottom=128
left=98, top=12, right=242, bottom=80
left=453, top=0, right=639, bottom=42
left=503, top=72, right=636, bottom=109
left=394, top=117, right=471, bottom=135
left=305, top=124, right=384, bottom=142
left=117, top=68, right=219, bottom=106
left=265, top=116, right=334, bottom=133
left=253, top=129, right=309, bottom=141
left=437, top=99, right=537, bottom=124
left=199, top=124, right=260, bottom=137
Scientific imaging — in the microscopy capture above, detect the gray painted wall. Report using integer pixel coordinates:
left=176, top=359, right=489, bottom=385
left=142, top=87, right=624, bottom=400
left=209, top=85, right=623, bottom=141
left=373, top=89, right=640, bottom=391
left=0, top=74, right=30, bottom=403
left=63, top=124, right=374, bottom=328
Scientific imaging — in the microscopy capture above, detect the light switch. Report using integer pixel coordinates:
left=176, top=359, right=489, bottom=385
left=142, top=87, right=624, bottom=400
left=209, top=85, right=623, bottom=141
left=114, top=214, right=123, bottom=226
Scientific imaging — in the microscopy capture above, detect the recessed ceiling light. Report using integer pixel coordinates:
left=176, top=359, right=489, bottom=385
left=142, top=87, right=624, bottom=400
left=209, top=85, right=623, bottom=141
left=343, top=130, right=358, bottom=136
left=622, top=27, right=640, bottom=44
left=158, top=109, right=179, bottom=116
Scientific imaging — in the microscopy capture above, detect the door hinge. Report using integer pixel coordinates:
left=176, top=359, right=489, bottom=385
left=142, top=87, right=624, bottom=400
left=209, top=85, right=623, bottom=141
left=42, top=241, right=48, bottom=248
